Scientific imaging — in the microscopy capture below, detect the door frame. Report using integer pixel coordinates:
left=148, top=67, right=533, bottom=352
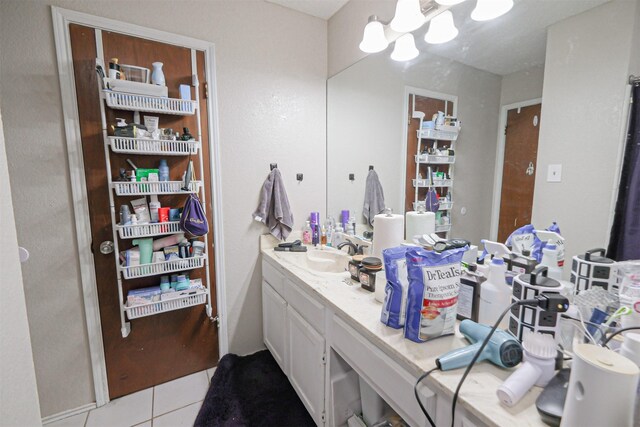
left=489, top=98, right=542, bottom=241
left=51, top=6, right=229, bottom=406
left=400, top=86, right=458, bottom=212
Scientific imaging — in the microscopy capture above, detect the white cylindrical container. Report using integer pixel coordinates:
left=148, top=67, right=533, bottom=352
left=372, top=211, right=404, bottom=260
left=374, top=270, right=387, bottom=303
left=560, top=344, right=639, bottom=427
left=477, top=257, right=510, bottom=329
left=405, top=210, right=435, bottom=241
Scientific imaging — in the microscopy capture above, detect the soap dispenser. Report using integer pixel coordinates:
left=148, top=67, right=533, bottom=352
left=302, top=221, right=312, bottom=245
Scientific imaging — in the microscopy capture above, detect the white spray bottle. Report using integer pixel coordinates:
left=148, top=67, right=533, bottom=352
left=478, top=256, right=510, bottom=329
left=540, top=240, right=563, bottom=280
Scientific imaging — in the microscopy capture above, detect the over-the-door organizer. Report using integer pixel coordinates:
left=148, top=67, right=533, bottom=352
left=97, top=58, right=214, bottom=338
left=412, top=111, right=460, bottom=237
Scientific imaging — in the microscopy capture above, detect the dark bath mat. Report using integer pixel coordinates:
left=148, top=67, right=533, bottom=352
left=194, top=350, right=316, bottom=427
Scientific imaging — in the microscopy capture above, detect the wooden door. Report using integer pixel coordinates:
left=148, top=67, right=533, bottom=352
left=497, top=104, right=542, bottom=242
left=404, top=95, right=454, bottom=212
left=69, top=24, right=218, bottom=399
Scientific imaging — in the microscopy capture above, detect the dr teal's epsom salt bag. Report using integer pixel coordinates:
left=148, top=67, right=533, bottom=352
left=404, top=246, right=467, bottom=343
left=381, top=246, right=410, bottom=329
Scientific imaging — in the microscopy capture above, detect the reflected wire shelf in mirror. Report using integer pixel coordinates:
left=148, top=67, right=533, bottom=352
left=415, top=154, right=455, bottom=164
left=413, top=201, right=454, bottom=211
left=125, top=289, right=207, bottom=320
left=108, top=137, right=199, bottom=156
left=102, top=90, right=197, bottom=115
left=418, top=127, right=459, bottom=141
left=413, top=179, right=453, bottom=188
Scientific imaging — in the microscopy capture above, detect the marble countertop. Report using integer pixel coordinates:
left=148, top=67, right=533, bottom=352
left=260, top=235, right=547, bottom=427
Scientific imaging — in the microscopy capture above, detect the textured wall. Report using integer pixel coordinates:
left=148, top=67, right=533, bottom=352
left=0, top=107, right=43, bottom=426
left=532, top=0, right=638, bottom=274
left=0, top=0, right=327, bottom=417
left=499, top=65, right=545, bottom=107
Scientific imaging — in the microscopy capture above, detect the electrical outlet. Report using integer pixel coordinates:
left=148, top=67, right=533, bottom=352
left=539, top=312, right=557, bottom=327
left=547, top=164, right=562, bottom=182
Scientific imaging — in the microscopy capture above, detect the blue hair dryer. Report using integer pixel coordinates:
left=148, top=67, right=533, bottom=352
left=436, top=320, right=523, bottom=371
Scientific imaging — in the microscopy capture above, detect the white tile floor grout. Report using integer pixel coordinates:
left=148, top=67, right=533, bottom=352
left=48, top=368, right=214, bottom=427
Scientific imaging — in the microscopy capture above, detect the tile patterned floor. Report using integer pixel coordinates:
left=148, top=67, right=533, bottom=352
left=47, top=368, right=215, bottom=427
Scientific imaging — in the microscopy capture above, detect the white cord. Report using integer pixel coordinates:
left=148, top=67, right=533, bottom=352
left=573, top=310, right=598, bottom=345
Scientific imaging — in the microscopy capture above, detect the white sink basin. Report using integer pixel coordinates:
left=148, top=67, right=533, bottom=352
left=274, top=246, right=350, bottom=275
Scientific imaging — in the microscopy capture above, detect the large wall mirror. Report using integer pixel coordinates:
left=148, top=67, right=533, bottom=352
left=327, top=0, right=638, bottom=264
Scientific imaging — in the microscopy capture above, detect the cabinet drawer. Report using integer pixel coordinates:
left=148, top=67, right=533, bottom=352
left=262, top=258, right=285, bottom=296
left=284, top=278, right=325, bottom=334
left=332, top=315, right=436, bottom=427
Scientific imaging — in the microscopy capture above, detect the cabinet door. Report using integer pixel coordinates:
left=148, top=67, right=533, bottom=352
left=287, top=305, right=325, bottom=425
left=262, top=281, right=288, bottom=372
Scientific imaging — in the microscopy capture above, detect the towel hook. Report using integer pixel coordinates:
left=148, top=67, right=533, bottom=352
left=296, top=173, right=303, bottom=182
left=270, top=163, right=277, bottom=171
left=349, top=173, right=355, bottom=181
left=369, top=165, right=374, bottom=170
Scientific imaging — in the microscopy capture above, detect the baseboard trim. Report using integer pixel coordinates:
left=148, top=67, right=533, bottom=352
left=42, top=403, right=96, bottom=425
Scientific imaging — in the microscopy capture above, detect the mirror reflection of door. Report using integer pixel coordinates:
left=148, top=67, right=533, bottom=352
left=497, top=104, right=542, bottom=241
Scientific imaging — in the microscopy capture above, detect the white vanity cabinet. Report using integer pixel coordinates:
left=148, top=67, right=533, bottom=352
left=262, top=281, right=287, bottom=372
left=262, top=259, right=327, bottom=425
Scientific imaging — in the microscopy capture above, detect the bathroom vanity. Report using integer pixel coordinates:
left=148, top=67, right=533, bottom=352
left=260, top=235, right=546, bottom=427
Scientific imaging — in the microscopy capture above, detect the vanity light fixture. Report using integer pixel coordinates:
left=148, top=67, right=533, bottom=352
left=470, top=0, right=513, bottom=21
left=360, top=0, right=513, bottom=61
left=425, top=10, right=458, bottom=44
left=359, top=16, right=390, bottom=53
left=391, top=33, right=420, bottom=62
left=390, top=0, right=426, bottom=33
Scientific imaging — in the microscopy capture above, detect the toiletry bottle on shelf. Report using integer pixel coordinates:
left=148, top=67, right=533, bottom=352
left=302, top=221, right=312, bottom=245
left=148, top=195, right=161, bottom=223
left=321, top=225, right=327, bottom=245
left=181, top=127, right=194, bottom=141
left=478, top=257, right=510, bottom=329
left=310, top=212, right=320, bottom=245
left=158, top=159, right=169, bottom=182
left=120, top=205, right=131, bottom=226
left=540, top=241, right=563, bottom=280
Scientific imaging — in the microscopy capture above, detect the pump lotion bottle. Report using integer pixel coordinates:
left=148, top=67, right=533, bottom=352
left=478, top=257, right=510, bottom=329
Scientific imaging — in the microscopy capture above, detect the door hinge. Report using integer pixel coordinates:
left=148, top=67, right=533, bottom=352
left=504, top=126, right=508, bottom=135
left=321, top=353, right=326, bottom=365
left=211, top=315, right=220, bottom=327
left=204, top=82, right=209, bottom=99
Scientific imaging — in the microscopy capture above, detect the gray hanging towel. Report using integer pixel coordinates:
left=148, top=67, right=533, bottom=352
left=252, top=168, right=294, bottom=240
left=363, top=169, right=385, bottom=226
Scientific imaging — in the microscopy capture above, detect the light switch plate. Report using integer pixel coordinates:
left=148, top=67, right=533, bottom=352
left=547, top=164, right=562, bottom=182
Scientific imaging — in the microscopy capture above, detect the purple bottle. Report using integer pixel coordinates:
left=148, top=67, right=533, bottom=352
left=310, top=212, right=320, bottom=245
left=341, top=210, right=350, bottom=232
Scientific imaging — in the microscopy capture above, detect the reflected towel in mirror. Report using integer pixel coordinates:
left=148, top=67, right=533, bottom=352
left=363, top=169, right=385, bottom=226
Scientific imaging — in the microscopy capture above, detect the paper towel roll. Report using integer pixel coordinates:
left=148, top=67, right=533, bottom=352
left=372, top=213, right=404, bottom=260
left=405, top=211, right=436, bottom=241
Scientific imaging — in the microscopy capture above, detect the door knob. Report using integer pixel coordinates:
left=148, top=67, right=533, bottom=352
left=100, top=241, right=115, bottom=255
